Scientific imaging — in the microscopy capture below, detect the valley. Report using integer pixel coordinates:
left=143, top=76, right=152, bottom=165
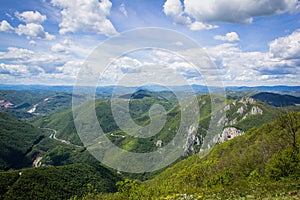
left=0, top=86, right=299, bottom=199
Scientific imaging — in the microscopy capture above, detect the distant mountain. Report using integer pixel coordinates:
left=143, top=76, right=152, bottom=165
left=0, top=90, right=82, bottom=120
left=227, top=85, right=300, bottom=97
left=1, top=84, right=299, bottom=96
left=252, top=92, right=300, bottom=107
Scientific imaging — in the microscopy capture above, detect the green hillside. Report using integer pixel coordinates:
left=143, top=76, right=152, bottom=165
left=34, top=93, right=282, bottom=157
left=0, top=111, right=44, bottom=171
left=34, top=92, right=179, bottom=148
left=0, top=90, right=78, bottom=120
left=0, top=111, right=102, bottom=171
left=84, top=112, right=300, bottom=200
left=0, top=163, right=120, bottom=200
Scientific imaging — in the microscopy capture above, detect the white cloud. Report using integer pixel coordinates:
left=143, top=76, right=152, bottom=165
left=15, top=23, right=55, bottom=40
left=0, top=47, right=83, bottom=84
left=0, top=47, right=34, bottom=60
left=15, top=11, right=46, bottom=24
left=0, top=63, right=43, bottom=77
left=269, top=29, right=300, bottom=60
left=163, top=0, right=191, bottom=25
left=119, top=3, right=128, bottom=17
left=29, top=40, right=37, bottom=46
left=205, top=30, right=300, bottom=85
left=163, top=0, right=300, bottom=30
left=214, top=32, right=240, bottom=42
left=51, top=43, right=67, bottom=52
left=0, top=47, right=67, bottom=73
left=189, top=21, right=218, bottom=31
left=0, top=20, right=14, bottom=32
left=51, top=0, right=118, bottom=36
left=1, top=10, right=55, bottom=40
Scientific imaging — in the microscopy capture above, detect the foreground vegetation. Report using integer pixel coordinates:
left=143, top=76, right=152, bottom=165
left=83, top=112, right=300, bottom=199
left=1, top=88, right=300, bottom=199
left=0, top=164, right=120, bottom=200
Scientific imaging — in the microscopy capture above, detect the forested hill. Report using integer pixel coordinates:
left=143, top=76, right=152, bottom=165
left=88, top=112, right=300, bottom=199
left=252, top=92, right=300, bottom=107
left=0, top=111, right=44, bottom=170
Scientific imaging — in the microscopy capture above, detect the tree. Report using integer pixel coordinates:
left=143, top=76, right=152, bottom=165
left=278, top=112, right=300, bottom=153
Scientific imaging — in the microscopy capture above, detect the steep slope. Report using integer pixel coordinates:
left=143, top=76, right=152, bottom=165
left=34, top=91, right=179, bottom=148
left=0, top=163, right=120, bottom=200
left=91, top=112, right=300, bottom=199
left=34, top=94, right=282, bottom=156
left=0, top=111, right=44, bottom=170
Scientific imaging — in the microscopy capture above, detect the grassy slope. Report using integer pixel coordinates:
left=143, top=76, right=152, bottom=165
left=91, top=112, right=300, bottom=199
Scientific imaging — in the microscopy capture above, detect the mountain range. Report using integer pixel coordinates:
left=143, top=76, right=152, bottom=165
left=0, top=87, right=299, bottom=199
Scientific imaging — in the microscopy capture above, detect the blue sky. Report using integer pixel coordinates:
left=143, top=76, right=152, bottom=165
left=0, top=0, right=299, bottom=86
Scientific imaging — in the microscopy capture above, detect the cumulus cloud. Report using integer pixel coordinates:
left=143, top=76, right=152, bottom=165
left=189, top=21, right=218, bottom=31
left=0, top=47, right=67, bottom=73
left=205, top=30, right=300, bottom=85
left=0, top=47, right=34, bottom=61
left=0, top=63, right=43, bottom=77
left=214, top=32, right=240, bottom=42
left=15, top=23, right=55, bottom=40
left=163, top=0, right=300, bottom=30
left=163, top=0, right=191, bottom=25
left=1, top=11, right=55, bottom=40
left=269, top=29, right=300, bottom=60
left=0, top=20, right=14, bottom=32
left=0, top=47, right=83, bottom=84
left=15, top=11, right=46, bottom=24
left=51, top=43, right=67, bottom=52
left=51, top=0, right=118, bottom=36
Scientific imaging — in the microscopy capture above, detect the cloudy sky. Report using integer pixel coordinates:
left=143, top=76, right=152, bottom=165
left=0, top=0, right=299, bottom=86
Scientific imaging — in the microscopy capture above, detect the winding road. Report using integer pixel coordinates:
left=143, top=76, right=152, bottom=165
left=39, top=127, right=81, bottom=147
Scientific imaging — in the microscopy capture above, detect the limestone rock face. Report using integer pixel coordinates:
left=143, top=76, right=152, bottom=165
left=219, top=127, right=244, bottom=143
left=250, top=106, right=263, bottom=115
left=238, top=97, right=256, bottom=105
left=156, top=140, right=162, bottom=147
left=237, top=106, right=245, bottom=114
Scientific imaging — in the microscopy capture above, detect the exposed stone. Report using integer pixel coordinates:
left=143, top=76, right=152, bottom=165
left=219, top=127, right=244, bottom=143
left=242, top=113, right=249, bottom=120
left=237, top=106, right=245, bottom=114
left=218, top=114, right=227, bottom=126
left=250, top=106, right=263, bottom=115
left=223, top=104, right=231, bottom=112
left=228, top=118, right=237, bottom=126
left=0, top=100, right=15, bottom=109
left=239, top=97, right=256, bottom=105
left=156, top=140, right=163, bottom=147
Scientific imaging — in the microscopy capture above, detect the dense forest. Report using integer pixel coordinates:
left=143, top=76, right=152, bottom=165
left=0, top=89, right=299, bottom=199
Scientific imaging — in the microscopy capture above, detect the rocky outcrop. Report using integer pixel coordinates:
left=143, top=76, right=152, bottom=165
left=238, top=97, right=256, bottom=105
left=183, top=124, right=200, bottom=155
left=250, top=106, right=263, bottom=115
left=219, top=127, right=244, bottom=143
left=0, top=100, right=15, bottom=109
left=156, top=140, right=163, bottom=147
left=227, top=118, right=237, bottom=126
left=237, top=106, right=245, bottom=114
